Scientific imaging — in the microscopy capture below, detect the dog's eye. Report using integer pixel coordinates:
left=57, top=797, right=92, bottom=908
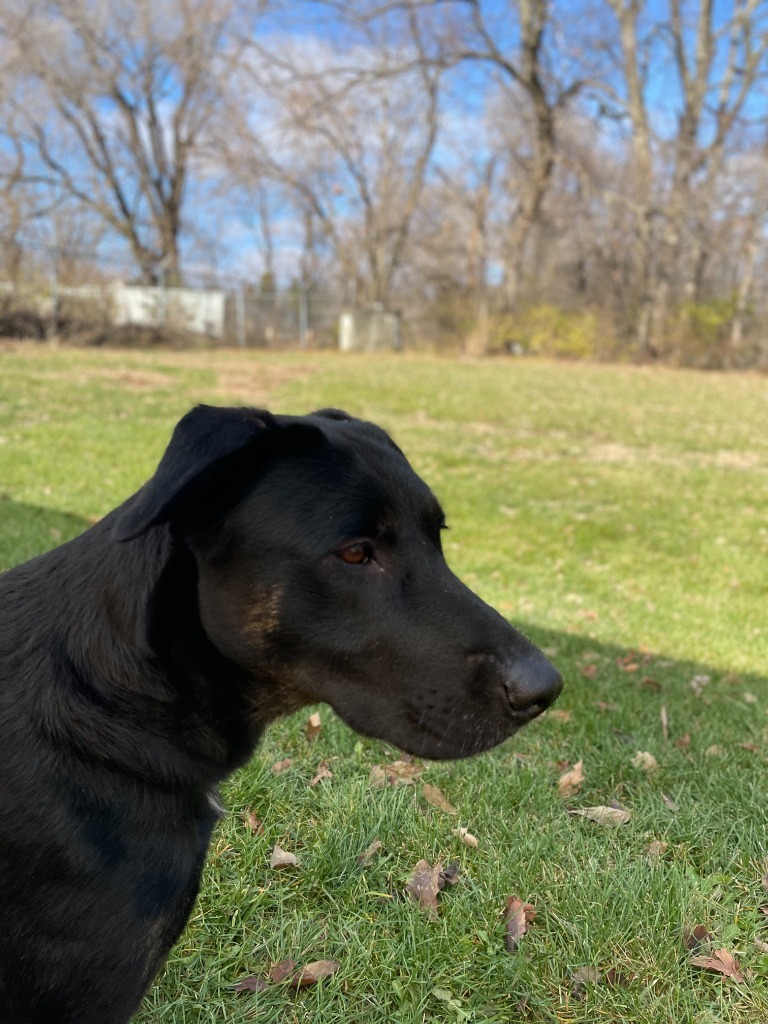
left=337, top=542, right=373, bottom=565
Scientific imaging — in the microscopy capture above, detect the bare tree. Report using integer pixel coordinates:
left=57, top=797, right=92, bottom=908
left=220, top=12, right=441, bottom=306
left=0, top=0, right=248, bottom=284
left=603, top=0, right=768, bottom=356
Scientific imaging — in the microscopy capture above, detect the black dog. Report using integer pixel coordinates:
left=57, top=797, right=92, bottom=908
left=0, top=405, right=561, bottom=1023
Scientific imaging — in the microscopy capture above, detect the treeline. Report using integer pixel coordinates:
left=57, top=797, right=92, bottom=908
left=1, top=0, right=767, bottom=365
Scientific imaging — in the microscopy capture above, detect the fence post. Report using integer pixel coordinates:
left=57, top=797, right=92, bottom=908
left=299, top=287, right=308, bottom=349
left=236, top=285, right=246, bottom=348
left=47, top=247, right=59, bottom=346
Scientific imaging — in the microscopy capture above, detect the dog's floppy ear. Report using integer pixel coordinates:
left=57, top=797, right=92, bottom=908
left=113, top=405, right=295, bottom=541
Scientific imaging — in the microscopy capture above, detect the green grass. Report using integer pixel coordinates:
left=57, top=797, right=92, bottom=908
left=1, top=346, right=767, bottom=1023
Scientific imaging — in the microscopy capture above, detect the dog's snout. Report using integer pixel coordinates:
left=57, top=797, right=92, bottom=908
left=502, top=654, right=563, bottom=720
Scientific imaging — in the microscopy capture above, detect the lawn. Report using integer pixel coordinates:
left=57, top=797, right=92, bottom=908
left=1, top=345, right=766, bottom=1024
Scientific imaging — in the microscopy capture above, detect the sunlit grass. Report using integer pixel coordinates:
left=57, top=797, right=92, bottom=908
left=1, top=345, right=766, bottom=1023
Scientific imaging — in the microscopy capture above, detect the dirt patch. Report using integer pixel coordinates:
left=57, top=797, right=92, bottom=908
left=208, top=360, right=318, bottom=406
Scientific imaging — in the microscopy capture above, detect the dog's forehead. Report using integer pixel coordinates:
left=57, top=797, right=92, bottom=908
left=244, top=411, right=443, bottom=536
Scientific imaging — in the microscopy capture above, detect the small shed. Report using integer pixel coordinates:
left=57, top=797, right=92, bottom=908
left=339, top=307, right=402, bottom=352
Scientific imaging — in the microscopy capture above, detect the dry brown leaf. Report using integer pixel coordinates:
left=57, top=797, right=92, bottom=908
left=689, top=675, right=711, bottom=696
left=439, top=861, right=460, bottom=887
left=451, top=827, right=479, bottom=849
left=548, top=708, right=572, bottom=723
left=661, top=792, right=680, bottom=811
left=304, top=712, right=322, bottom=741
left=369, top=760, right=424, bottom=787
left=309, top=761, right=333, bottom=786
left=595, top=700, right=618, bottom=712
left=581, top=664, right=598, bottom=679
left=646, top=839, right=668, bottom=863
left=422, top=783, right=458, bottom=814
left=640, top=676, right=662, bottom=691
left=571, top=966, right=600, bottom=999
left=557, top=759, right=584, bottom=797
left=356, top=838, right=383, bottom=865
left=243, top=811, right=264, bottom=835
left=604, top=967, right=629, bottom=988
left=290, top=960, right=341, bottom=987
left=675, top=734, right=691, bottom=749
left=406, top=859, right=443, bottom=918
left=271, top=758, right=294, bottom=774
left=569, top=805, right=631, bottom=825
left=504, top=896, right=536, bottom=952
left=690, top=948, right=746, bottom=984
left=233, top=975, right=269, bottom=993
left=632, top=750, right=659, bottom=774
left=705, top=745, right=722, bottom=757
left=269, top=844, right=299, bottom=869
left=684, top=924, right=712, bottom=951
left=269, top=959, right=298, bottom=983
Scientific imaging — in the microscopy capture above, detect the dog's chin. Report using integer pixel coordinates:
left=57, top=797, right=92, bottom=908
left=331, top=703, right=517, bottom=761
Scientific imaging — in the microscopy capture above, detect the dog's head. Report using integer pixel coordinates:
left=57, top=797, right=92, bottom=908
left=114, top=405, right=562, bottom=760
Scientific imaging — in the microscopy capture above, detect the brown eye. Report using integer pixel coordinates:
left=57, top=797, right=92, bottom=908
left=337, top=543, right=372, bottom=565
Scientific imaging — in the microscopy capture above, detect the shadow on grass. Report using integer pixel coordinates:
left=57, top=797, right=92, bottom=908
left=0, top=497, right=92, bottom=571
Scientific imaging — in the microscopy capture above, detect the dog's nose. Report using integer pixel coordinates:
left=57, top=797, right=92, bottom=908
left=503, top=654, right=563, bottom=720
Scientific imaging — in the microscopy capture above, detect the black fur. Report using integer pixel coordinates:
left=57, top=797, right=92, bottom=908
left=0, top=405, right=562, bottom=1023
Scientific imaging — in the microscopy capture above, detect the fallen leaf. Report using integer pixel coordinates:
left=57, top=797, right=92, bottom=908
left=451, top=827, right=479, bottom=848
left=705, top=745, right=722, bottom=757
left=356, top=838, right=383, bottom=865
left=640, top=676, right=662, bottom=691
left=604, top=967, right=629, bottom=988
left=743, top=692, right=758, bottom=704
left=271, top=758, right=293, bottom=774
left=233, top=975, right=269, bottom=993
left=632, top=750, right=658, bottom=774
left=243, top=811, right=264, bottom=834
left=422, top=783, right=458, bottom=814
left=684, top=924, right=712, bottom=951
left=689, top=675, right=711, bottom=697
left=504, top=896, right=536, bottom=952
left=661, top=792, right=679, bottom=811
left=548, top=708, right=571, bottom=723
left=558, top=759, right=585, bottom=798
left=571, top=966, right=600, bottom=999
left=309, top=761, right=333, bottom=786
left=369, top=760, right=424, bottom=787
left=270, top=844, right=299, bottom=869
left=675, top=734, right=691, bottom=749
left=406, top=859, right=443, bottom=918
left=304, top=712, right=322, bottom=741
left=660, top=705, right=669, bottom=742
left=290, top=960, right=340, bottom=987
left=569, top=806, right=631, bottom=825
left=269, top=959, right=298, bottom=983
left=690, top=948, right=746, bottom=984
left=739, top=742, right=758, bottom=753
left=595, top=700, right=618, bottom=712
left=581, top=663, right=598, bottom=679
left=646, top=839, right=668, bottom=863
left=439, top=861, right=460, bottom=887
